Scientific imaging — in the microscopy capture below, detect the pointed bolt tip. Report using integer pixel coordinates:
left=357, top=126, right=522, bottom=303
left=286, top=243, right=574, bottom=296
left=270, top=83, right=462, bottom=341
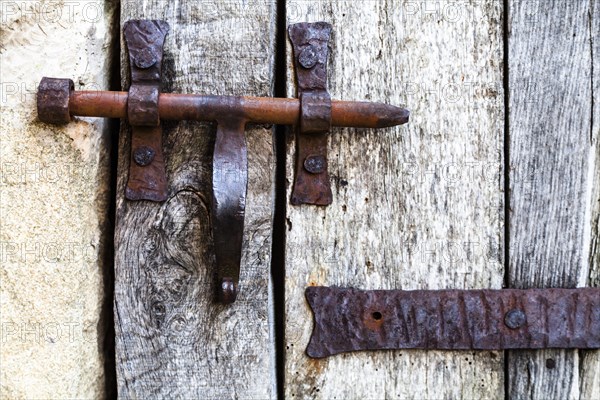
left=376, top=105, right=410, bottom=128
left=396, top=107, right=410, bottom=124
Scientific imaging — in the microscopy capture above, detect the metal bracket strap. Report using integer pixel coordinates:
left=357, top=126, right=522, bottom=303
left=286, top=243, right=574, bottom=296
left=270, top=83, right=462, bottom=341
left=305, top=286, right=600, bottom=358
left=289, top=22, right=333, bottom=205
left=123, top=20, right=169, bottom=202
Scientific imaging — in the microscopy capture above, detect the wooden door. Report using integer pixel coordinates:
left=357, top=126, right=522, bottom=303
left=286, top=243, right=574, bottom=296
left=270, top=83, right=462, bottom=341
left=113, top=1, right=599, bottom=399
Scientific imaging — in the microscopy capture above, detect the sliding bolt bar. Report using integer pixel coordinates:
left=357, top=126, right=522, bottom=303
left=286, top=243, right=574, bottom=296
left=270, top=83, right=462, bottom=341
left=40, top=88, right=410, bottom=129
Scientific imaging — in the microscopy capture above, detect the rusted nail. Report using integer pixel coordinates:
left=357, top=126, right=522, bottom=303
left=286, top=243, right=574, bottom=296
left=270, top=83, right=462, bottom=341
left=298, top=44, right=319, bottom=69
left=134, top=48, right=157, bottom=69
left=304, top=155, right=326, bottom=174
left=504, top=309, right=527, bottom=329
left=133, top=146, right=156, bottom=166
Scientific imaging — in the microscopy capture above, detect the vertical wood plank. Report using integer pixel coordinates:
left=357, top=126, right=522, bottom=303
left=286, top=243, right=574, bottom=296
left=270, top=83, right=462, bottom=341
left=508, top=0, right=599, bottom=398
left=114, top=2, right=276, bottom=398
left=0, top=2, right=117, bottom=397
left=582, top=1, right=600, bottom=396
left=284, top=1, right=505, bottom=398
left=579, top=0, right=600, bottom=399
left=580, top=0, right=600, bottom=399
left=590, top=0, right=600, bottom=289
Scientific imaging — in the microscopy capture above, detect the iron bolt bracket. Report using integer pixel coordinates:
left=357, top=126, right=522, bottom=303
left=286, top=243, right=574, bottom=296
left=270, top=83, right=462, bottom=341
left=289, top=22, right=334, bottom=205
left=123, top=20, right=169, bottom=202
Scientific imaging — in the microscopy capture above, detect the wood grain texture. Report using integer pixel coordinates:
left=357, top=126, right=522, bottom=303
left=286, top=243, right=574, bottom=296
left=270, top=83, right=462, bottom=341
left=284, top=1, right=505, bottom=398
left=581, top=1, right=600, bottom=397
left=508, top=1, right=599, bottom=398
left=588, top=0, right=600, bottom=289
left=114, top=2, right=276, bottom=398
left=584, top=0, right=600, bottom=396
left=0, top=2, right=116, bottom=397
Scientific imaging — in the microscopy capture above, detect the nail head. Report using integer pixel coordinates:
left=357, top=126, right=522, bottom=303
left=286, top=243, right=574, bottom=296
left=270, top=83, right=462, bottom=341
left=304, top=155, right=326, bottom=174
left=504, top=309, right=527, bottom=329
left=134, top=48, right=157, bottom=69
left=298, top=45, right=319, bottom=69
left=133, top=146, right=156, bottom=166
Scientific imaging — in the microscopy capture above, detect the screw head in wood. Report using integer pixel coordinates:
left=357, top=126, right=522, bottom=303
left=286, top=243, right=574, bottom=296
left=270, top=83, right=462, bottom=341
left=298, top=44, right=319, bottom=69
left=133, top=146, right=156, bottom=166
left=504, top=309, right=527, bottom=329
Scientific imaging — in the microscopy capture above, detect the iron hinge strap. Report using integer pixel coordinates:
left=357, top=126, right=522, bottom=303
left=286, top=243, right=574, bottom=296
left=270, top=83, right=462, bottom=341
left=306, top=286, right=600, bottom=358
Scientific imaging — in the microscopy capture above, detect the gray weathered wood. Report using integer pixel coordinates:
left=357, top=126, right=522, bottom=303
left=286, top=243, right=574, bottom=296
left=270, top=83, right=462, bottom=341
left=284, top=1, right=505, bottom=398
left=508, top=1, right=599, bottom=398
left=591, top=0, right=600, bottom=290
left=114, top=2, right=276, bottom=397
left=581, top=1, right=600, bottom=397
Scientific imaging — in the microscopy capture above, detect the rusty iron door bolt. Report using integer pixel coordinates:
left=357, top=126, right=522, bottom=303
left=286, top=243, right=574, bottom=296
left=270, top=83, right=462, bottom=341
left=36, top=20, right=409, bottom=304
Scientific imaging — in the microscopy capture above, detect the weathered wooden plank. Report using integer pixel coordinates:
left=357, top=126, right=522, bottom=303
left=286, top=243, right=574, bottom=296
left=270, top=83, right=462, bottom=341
left=582, top=1, right=600, bottom=397
left=284, top=1, right=505, bottom=398
left=508, top=1, right=599, bottom=398
left=114, top=2, right=276, bottom=398
left=0, top=2, right=116, bottom=398
left=590, top=0, right=600, bottom=289
left=580, top=0, right=599, bottom=397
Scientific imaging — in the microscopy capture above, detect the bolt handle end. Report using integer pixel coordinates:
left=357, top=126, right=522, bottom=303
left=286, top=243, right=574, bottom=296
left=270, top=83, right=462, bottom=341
left=37, top=77, right=73, bottom=124
left=219, top=278, right=237, bottom=304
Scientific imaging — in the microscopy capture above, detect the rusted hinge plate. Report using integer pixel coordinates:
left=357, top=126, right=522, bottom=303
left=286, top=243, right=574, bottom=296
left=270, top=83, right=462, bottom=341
left=306, top=286, right=600, bottom=358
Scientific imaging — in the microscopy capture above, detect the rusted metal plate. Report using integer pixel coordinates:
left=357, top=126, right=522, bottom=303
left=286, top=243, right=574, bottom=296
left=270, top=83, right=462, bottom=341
left=306, top=286, right=600, bottom=358
left=212, top=118, right=248, bottom=303
left=289, top=22, right=333, bottom=206
left=123, top=20, right=169, bottom=202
